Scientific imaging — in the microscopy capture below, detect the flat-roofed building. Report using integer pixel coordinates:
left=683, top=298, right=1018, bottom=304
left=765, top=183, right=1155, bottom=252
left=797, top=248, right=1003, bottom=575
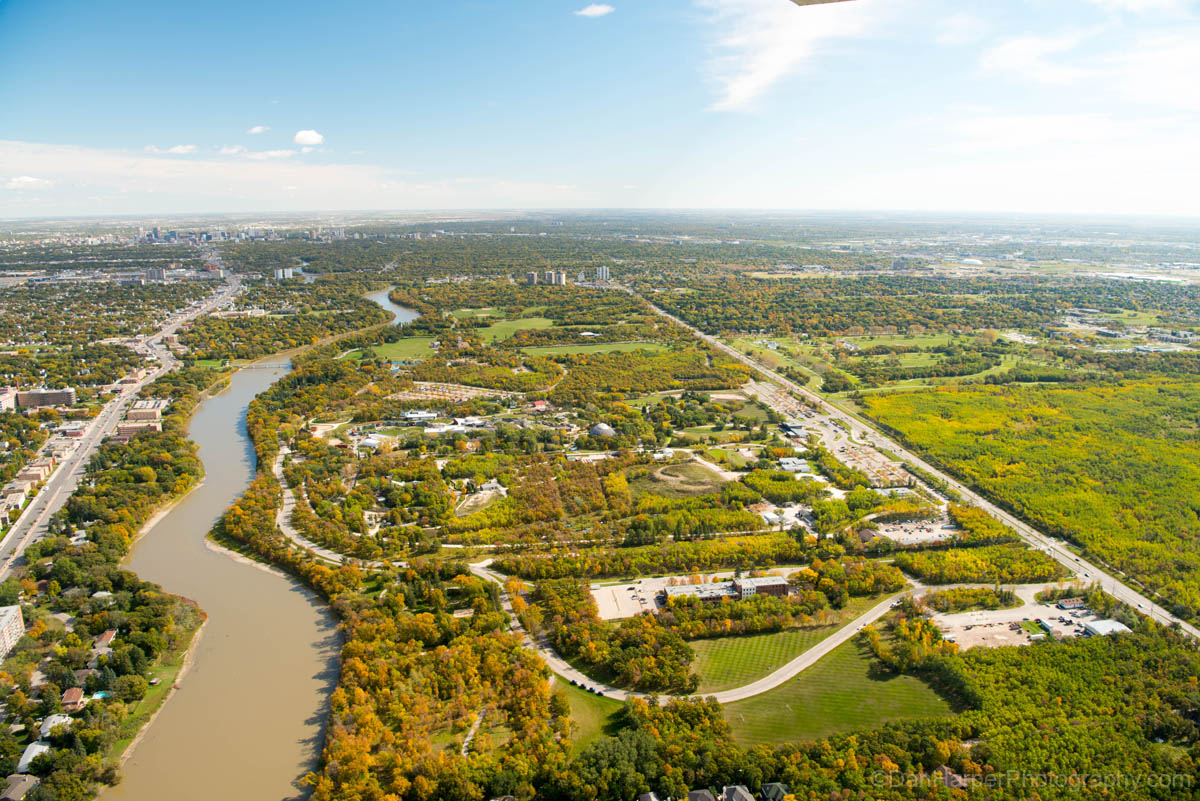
left=734, top=576, right=790, bottom=599
left=663, top=583, right=737, bottom=603
left=16, top=388, right=76, bottom=409
left=0, top=606, right=25, bottom=661
left=126, top=398, right=168, bottom=421
left=1083, top=619, right=1132, bottom=637
left=116, top=421, right=162, bottom=436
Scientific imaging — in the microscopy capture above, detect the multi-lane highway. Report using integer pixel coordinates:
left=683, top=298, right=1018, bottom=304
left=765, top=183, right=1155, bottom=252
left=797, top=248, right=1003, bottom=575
left=0, top=278, right=240, bottom=578
left=643, top=299, right=1200, bottom=640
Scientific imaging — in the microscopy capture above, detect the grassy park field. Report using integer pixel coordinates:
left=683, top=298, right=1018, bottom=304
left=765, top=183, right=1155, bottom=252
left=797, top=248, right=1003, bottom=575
left=370, top=336, right=436, bottom=361
left=558, top=680, right=623, bottom=753
left=690, top=594, right=888, bottom=694
left=479, top=316, right=554, bottom=342
left=722, top=640, right=955, bottom=746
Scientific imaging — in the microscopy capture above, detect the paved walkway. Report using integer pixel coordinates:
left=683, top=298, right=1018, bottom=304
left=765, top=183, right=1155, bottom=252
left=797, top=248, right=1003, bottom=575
left=471, top=560, right=914, bottom=704
left=273, top=450, right=404, bottom=568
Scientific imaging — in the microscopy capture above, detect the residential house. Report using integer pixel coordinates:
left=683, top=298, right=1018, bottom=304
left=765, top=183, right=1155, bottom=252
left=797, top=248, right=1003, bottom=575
left=16, top=743, right=49, bottom=775
left=760, top=782, right=792, bottom=801
left=722, top=786, right=755, bottom=801
left=1, top=774, right=38, bottom=800
left=38, top=714, right=73, bottom=739
left=61, top=687, right=86, bottom=713
left=687, top=791, right=717, bottom=801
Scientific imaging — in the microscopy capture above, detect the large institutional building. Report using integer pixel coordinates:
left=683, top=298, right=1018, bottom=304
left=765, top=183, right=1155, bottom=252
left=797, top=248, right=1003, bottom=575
left=0, top=606, right=25, bottom=661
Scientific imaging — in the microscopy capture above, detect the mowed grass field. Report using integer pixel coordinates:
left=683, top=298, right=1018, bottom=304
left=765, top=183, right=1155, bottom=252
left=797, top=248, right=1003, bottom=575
left=479, top=316, right=554, bottom=343
left=371, top=336, right=436, bottom=361
left=521, top=341, right=668, bottom=356
left=723, top=640, right=955, bottom=746
left=690, top=594, right=885, bottom=694
left=452, top=306, right=504, bottom=319
left=558, top=679, right=623, bottom=753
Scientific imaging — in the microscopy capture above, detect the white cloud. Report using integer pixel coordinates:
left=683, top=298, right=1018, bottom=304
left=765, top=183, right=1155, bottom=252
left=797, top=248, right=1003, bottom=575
left=293, top=129, right=325, bottom=146
left=244, top=149, right=298, bottom=160
left=936, top=12, right=989, bottom=46
left=246, top=125, right=270, bottom=135
left=218, top=145, right=247, bottom=155
left=980, top=24, right=1200, bottom=111
left=0, top=139, right=587, bottom=217
left=696, top=0, right=882, bottom=112
left=5, top=175, right=53, bottom=190
left=980, top=31, right=1096, bottom=85
left=1104, top=31, right=1200, bottom=110
left=1087, top=0, right=1185, bottom=11
left=144, top=144, right=198, bottom=155
left=575, top=4, right=614, bottom=17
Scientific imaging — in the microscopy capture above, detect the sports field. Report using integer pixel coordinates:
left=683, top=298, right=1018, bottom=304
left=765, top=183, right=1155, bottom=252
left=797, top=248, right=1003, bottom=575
left=690, top=594, right=883, bottom=694
left=722, top=640, right=954, bottom=746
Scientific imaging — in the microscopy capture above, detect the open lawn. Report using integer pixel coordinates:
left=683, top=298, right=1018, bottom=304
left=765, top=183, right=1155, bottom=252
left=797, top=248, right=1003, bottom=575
left=623, top=392, right=680, bottom=408
left=690, top=594, right=885, bottom=694
left=110, top=620, right=204, bottom=759
left=731, top=403, right=768, bottom=422
left=480, top=316, right=554, bottom=343
left=452, top=307, right=504, bottom=319
left=372, top=336, right=436, bottom=361
left=521, top=341, right=668, bottom=356
left=706, top=446, right=753, bottom=469
left=722, top=640, right=955, bottom=746
left=629, top=461, right=726, bottom=499
left=558, top=679, right=624, bottom=753
left=838, top=333, right=961, bottom=348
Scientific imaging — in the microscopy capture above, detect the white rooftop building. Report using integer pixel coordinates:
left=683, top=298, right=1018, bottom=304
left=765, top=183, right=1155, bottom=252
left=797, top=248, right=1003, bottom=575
left=39, top=714, right=73, bottom=738
left=1083, top=619, right=1132, bottom=637
left=17, top=742, right=49, bottom=774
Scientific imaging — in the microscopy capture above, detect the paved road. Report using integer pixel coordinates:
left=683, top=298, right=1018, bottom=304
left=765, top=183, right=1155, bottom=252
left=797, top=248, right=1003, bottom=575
left=643, top=298, right=1200, bottom=639
left=0, top=278, right=240, bottom=579
left=472, top=559, right=909, bottom=704
left=273, top=449, right=405, bottom=568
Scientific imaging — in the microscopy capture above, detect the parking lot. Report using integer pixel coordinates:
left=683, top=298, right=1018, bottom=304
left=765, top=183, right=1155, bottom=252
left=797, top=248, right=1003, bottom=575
left=877, top=512, right=956, bottom=546
left=591, top=569, right=805, bottom=620
left=930, top=596, right=1100, bottom=650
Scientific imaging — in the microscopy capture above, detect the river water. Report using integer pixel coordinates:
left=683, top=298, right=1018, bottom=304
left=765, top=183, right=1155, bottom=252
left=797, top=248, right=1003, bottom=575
left=108, top=287, right=417, bottom=801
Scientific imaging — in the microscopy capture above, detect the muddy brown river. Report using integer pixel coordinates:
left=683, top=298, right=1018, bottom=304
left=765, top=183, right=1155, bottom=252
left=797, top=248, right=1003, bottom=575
left=108, top=289, right=417, bottom=800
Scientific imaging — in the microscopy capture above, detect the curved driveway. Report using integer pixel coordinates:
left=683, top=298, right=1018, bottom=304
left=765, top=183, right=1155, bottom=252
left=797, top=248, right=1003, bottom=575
left=473, top=559, right=911, bottom=704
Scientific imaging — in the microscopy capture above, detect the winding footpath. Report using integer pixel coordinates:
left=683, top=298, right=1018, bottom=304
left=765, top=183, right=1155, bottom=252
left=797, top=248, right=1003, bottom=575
left=273, top=449, right=406, bottom=568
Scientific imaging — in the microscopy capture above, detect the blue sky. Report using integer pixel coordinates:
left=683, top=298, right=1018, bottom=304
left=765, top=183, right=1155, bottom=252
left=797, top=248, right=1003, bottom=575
left=1, top=0, right=1198, bottom=217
